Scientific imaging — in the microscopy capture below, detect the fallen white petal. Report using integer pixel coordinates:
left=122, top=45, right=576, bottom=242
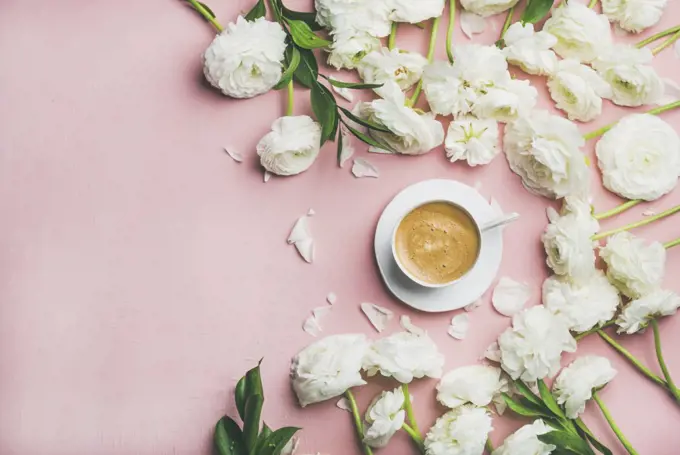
left=352, top=158, right=379, bottom=178
left=400, top=315, right=426, bottom=335
left=657, top=78, right=680, bottom=105
left=360, top=302, right=394, bottom=332
left=492, top=277, right=531, bottom=317
left=460, top=11, right=486, bottom=40
left=483, top=341, right=502, bottom=362
left=339, top=124, right=355, bottom=168
left=330, top=77, right=354, bottom=102
left=464, top=299, right=482, bottom=312
left=313, top=306, right=332, bottom=321
left=224, top=146, right=243, bottom=163
left=264, top=170, right=271, bottom=182
left=307, top=208, right=316, bottom=216
left=336, top=397, right=352, bottom=412
left=368, top=146, right=393, bottom=154
left=642, top=208, right=657, bottom=216
left=295, top=238, right=314, bottom=263
left=288, top=216, right=311, bottom=244
left=281, top=436, right=300, bottom=455
left=302, top=315, right=322, bottom=337
left=327, top=292, right=338, bottom=305
left=448, top=313, right=469, bottom=340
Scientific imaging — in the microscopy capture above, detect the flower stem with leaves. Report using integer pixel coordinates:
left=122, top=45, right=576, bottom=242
left=408, top=16, right=441, bottom=106
left=185, top=0, right=224, bottom=31
left=446, top=0, right=456, bottom=63
left=593, top=200, right=642, bottom=220
left=651, top=319, right=680, bottom=402
left=388, top=23, right=398, bottom=50
left=652, top=30, right=680, bottom=55
left=498, top=6, right=515, bottom=41
left=345, top=389, right=374, bottom=455
left=636, top=24, right=680, bottom=48
left=664, top=238, right=680, bottom=249
left=592, top=391, right=639, bottom=455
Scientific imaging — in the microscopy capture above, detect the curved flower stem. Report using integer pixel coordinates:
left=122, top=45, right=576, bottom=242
left=186, top=0, right=224, bottom=31
left=664, top=238, right=680, bottom=249
left=588, top=0, right=598, bottom=8
left=485, top=438, right=495, bottom=454
left=592, top=391, right=639, bottom=455
left=498, top=6, right=515, bottom=43
left=596, top=330, right=669, bottom=389
left=593, top=200, right=642, bottom=220
left=446, top=0, right=456, bottom=63
left=575, top=418, right=610, bottom=453
left=388, top=23, right=398, bottom=50
left=574, top=320, right=615, bottom=341
left=582, top=100, right=680, bottom=140
left=408, top=16, right=441, bottom=107
left=591, top=204, right=680, bottom=241
left=345, top=389, right=374, bottom=455
left=401, top=384, right=422, bottom=436
left=653, top=30, right=680, bottom=55
left=286, top=80, right=294, bottom=116
left=651, top=320, right=680, bottom=402
left=636, top=24, right=680, bottom=48
left=402, top=423, right=426, bottom=453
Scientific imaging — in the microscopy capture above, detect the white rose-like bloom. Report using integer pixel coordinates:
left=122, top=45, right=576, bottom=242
left=547, top=59, right=612, bottom=122
left=257, top=116, right=322, bottom=176
left=445, top=117, right=499, bottom=166
left=460, top=0, right=520, bottom=17
left=454, top=44, right=511, bottom=89
left=425, top=406, right=493, bottom=455
left=358, top=47, right=428, bottom=96
left=543, top=272, right=620, bottom=333
left=616, top=289, right=680, bottom=334
left=327, top=30, right=381, bottom=70
left=203, top=16, right=287, bottom=98
left=502, top=23, right=558, bottom=76
left=600, top=232, right=666, bottom=299
left=601, top=0, right=667, bottom=32
left=596, top=114, right=680, bottom=201
left=543, top=2, right=611, bottom=63
left=364, top=388, right=406, bottom=448
left=363, top=331, right=445, bottom=383
left=316, top=0, right=391, bottom=37
left=492, top=420, right=556, bottom=455
left=553, top=356, right=617, bottom=419
left=592, top=45, right=664, bottom=107
left=422, top=62, right=477, bottom=117
left=291, top=334, right=369, bottom=407
left=388, top=0, right=446, bottom=23
left=498, top=306, right=577, bottom=382
left=436, top=365, right=508, bottom=409
left=504, top=112, right=588, bottom=199
left=473, top=79, right=537, bottom=123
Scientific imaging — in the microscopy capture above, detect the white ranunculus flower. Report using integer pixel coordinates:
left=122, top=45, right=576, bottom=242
left=203, top=16, right=287, bottom=98
left=460, top=0, right=520, bottom=17
left=498, top=306, right=577, bottom=382
left=504, top=112, right=589, bottom=199
left=553, top=356, right=617, bottom=419
left=616, top=289, right=680, bottom=334
left=543, top=272, right=620, bottom=333
left=363, top=331, right=445, bottom=383
left=425, top=406, right=493, bottom=455
left=363, top=387, right=406, bottom=448
left=547, top=59, right=612, bottom=122
left=473, top=79, right=537, bottom=123
left=600, top=232, right=666, bottom=299
left=492, top=420, right=556, bottom=455
left=257, top=116, right=322, bottom=176
left=355, top=86, right=445, bottom=155
left=388, top=0, right=446, bottom=23
left=422, top=62, right=477, bottom=117
left=502, top=23, right=558, bottom=76
left=327, top=30, right=381, bottom=70
left=315, top=0, right=391, bottom=37
left=596, top=114, right=680, bottom=201
left=543, top=2, right=611, bottom=63
left=291, top=334, right=369, bottom=407
left=592, top=45, right=664, bottom=107
left=601, top=0, right=667, bottom=32
left=437, top=365, right=508, bottom=409
left=445, top=116, right=499, bottom=166
left=357, top=47, right=428, bottom=96
left=454, top=44, right=511, bottom=89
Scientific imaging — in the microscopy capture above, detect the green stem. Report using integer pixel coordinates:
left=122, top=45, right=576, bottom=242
left=653, top=30, right=680, bottom=55
left=575, top=418, right=610, bottom=453
left=652, top=320, right=680, bottom=402
left=485, top=438, right=494, bottom=454
left=408, top=16, right=440, bottom=107
left=593, top=200, right=642, bottom=220
left=583, top=100, right=680, bottom=140
left=588, top=0, right=598, bottom=8
left=446, top=0, right=456, bottom=63
left=597, top=330, right=669, bottom=389
left=345, top=390, right=374, bottom=455
left=592, top=391, right=639, bottom=455
left=592, top=204, right=680, bottom=240
left=636, top=24, right=680, bottom=48
left=286, top=80, right=294, bottom=116
left=401, top=384, right=421, bottom=436
left=574, top=320, right=615, bottom=341
left=498, top=6, right=514, bottom=43
left=402, top=423, right=425, bottom=453
left=388, top=22, right=398, bottom=50
left=664, top=238, right=680, bottom=249
left=186, top=0, right=224, bottom=31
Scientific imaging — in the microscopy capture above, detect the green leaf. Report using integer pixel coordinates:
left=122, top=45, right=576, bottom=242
left=336, top=127, right=344, bottom=166
left=294, top=49, right=319, bottom=88
left=261, top=427, right=301, bottom=455
left=274, top=45, right=301, bottom=90
left=321, top=75, right=383, bottom=90
left=234, top=376, right=247, bottom=421
left=311, top=83, right=338, bottom=144
left=234, top=363, right=264, bottom=423
left=252, top=423, right=273, bottom=454
left=198, top=1, right=216, bottom=18
left=244, top=0, right=266, bottom=21
left=243, top=394, right=264, bottom=452
left=513, top=380, right=545, bottom=408
left=342, top=121, right=394, bottom=153
left=285, top=19, right=332, bottom=49
left=574, top=419, right=613, bottom=455
left=279, top=0, right=323, bottom=30
left=538, top=431, right=596, bottom=455
left=338, top=106, right=391, bottom=133
left=538, top=380, right=568, bottom=421
left=520, top=0, right=556, bottom=23
left=502, top=393, right=553, bottom=419
left=214, top=416, right=247, bottom=455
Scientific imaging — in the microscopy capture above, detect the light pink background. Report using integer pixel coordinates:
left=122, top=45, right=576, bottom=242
left=1, top=1, right=679, bottom=454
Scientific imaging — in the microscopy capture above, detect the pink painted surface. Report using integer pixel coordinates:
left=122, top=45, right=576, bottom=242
left=1, top=1, right=679, bottom=454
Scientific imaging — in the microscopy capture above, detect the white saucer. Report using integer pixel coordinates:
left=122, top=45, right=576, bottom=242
left=374, top=179, right=503, bottom=313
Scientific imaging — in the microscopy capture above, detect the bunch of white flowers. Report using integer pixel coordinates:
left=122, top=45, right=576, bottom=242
left=543, top=2, right=612, bottom=63
left=601, top=0, right=667, bottom=32
left=502, top=23, right=558, bottom=76
left=357, top=47, right=428, bottom=97
left=547, top=59, right=612, bottom=122
left=436, top=365, right=508, bottom=409
left=424, top=406, right=493, bottom=455
left=363, top=387, right=406, bottom=448
left=616, top=289, right=680, bottom=334
left=552, top=356, right=617, bottom=419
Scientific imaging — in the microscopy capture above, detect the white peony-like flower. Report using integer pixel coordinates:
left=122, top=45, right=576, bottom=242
left=357, top=47, right=428, bottom=96
left=543, top=272, right=620, bottom=333
left=473, top=79, right=537, bottom=123
left=616, top=289, right=680, bottom=334
left=388, top=0, right=446, bottom=23
left=543, top=2, right=612, bottom=63
left=327, top=30, right=382, bottom=70
left=257, top=116, right=322, bottom=176
left=363, top=331, right=445, bottom=383
left=553, top=356, right=617, bottom=419
left=460, top=0, right=520, bottom=17
left=315, top=0, right=391, bottom=37
left=355, top=86, right=445, bottom=155
left=596, top=114, right=680, bottom=201
left=445, top=117, right=499, bottom=166
left=502, top=23, right=558, bottom=76
left=203, top=16, right=287, bottom=98
left=547, top=59, right=612, bottom=122
left=600, top=232, right=666, bottom=299
left=291, top=334, right=369, bottom=407
left=454, top=44, right=511, bottom=89
left=492, top=420, right=556, bottom=455
left=422, top=62, right=478, bottom=117
left=591, top=45, right=664, bottom=107
left=504, top=111, right=589, bottom=199
left=498, top=306, right=577, bottom=382
left=436, top=365, right=508, bottom=409
left=363, top=387, right=406, bottom=448
left=425, top=406, right=493, bottom=455
left=601, top=0, right=667, bottom=32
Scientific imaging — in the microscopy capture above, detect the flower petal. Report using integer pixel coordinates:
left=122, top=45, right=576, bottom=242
left=264, top=170, right=272, bottom=182
left=492, top=277, right=532, bottom=317
left=400, top=315, right=426, bottom=335
left=448, top=314, right=470, bottom=340
left=295, top=238, right=314, bottom=263
left=302, top=315, right=322, bottom=337
left=339, top=125, right=355, bottom=168
left=224, top=146, right=243, bottom=162
left=460, top=11, right=486, bottom=40
left=288, top=216, right=311, bottom=244
left=483, top=341, right=501, bottom=362
left=336, top=397, right=352, bottom=412
left=327, top=292, right=338, bottom=305
left=352, top=158, right=380, bottom=178
left=361, top=302, right=394, bottom=332
left=464, top=299, right=482, bottom=312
